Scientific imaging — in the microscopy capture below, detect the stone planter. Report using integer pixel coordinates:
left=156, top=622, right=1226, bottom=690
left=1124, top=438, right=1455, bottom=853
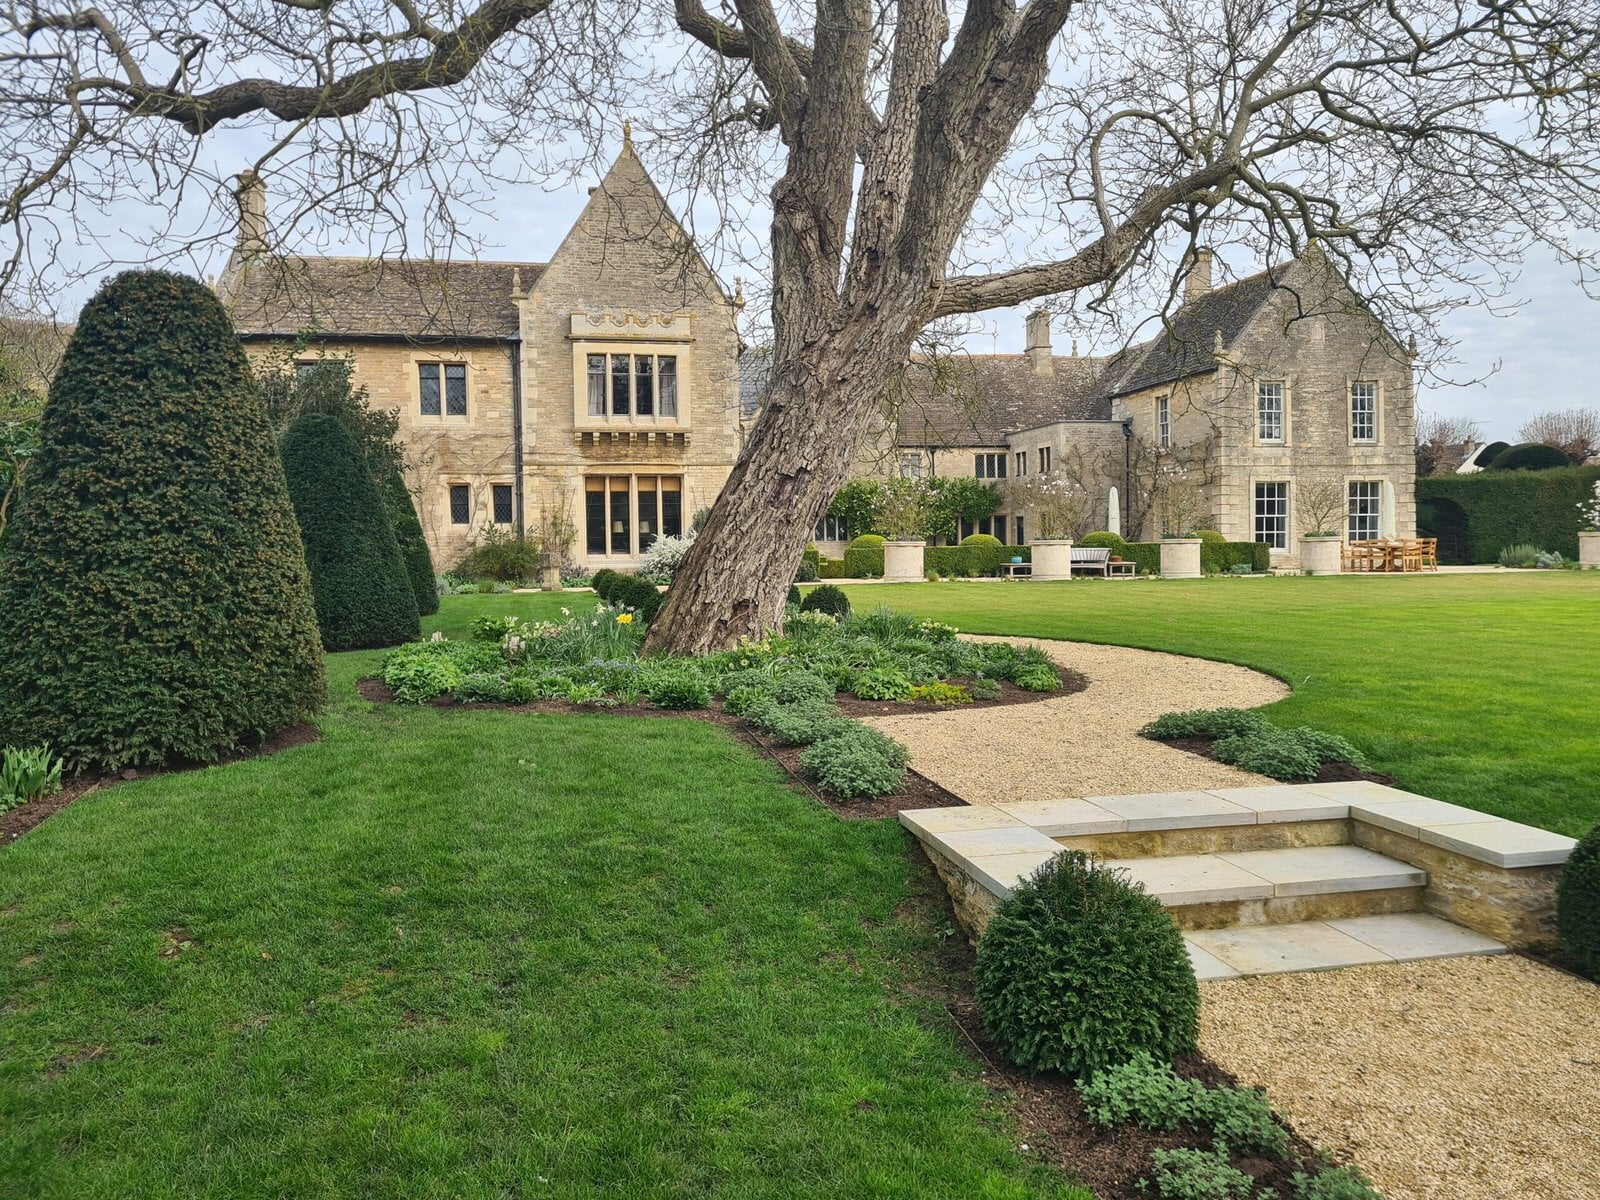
left=1030, top=539, right=1074, bottom=581
left=1158, top=537, right=1202, bottom=579
left=1299, top=534, right=1343, bottom=575
left=882, top=539, right=927, bottom=583
left=1580, top=531, right=1600, bottom=570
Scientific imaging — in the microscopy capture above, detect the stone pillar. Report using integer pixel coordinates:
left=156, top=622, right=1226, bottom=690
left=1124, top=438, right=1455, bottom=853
left=883, top=540, right=927, bottom=583
left=1579, top=531, right=1600, bottom=569
left=1107, top=487, right=1121, bottom=536
left=1158, top=538, right=1202, bottom=579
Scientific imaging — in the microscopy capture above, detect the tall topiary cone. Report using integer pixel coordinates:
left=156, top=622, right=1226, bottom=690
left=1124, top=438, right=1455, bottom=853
left=0, top=271, right=325, bottom=772
left=1556, top=822, right=1600, bottom=980
left=378, top=465, right=439, bottom=616
left=282, top=411, right=420, bottom=650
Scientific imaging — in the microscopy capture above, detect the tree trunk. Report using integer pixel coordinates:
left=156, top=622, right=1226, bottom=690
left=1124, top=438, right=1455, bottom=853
left=643, top=325, right=914, bottom=656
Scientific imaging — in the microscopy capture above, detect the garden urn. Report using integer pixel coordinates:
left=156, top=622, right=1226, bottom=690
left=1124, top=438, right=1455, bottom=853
left=1158, top=537, right=1203, bottom=579
left=1299, top=534, right=1343, bottom=575
left=1030, top=539, right=1074, bottom=581
left=882, top=539, right=927, bottom=583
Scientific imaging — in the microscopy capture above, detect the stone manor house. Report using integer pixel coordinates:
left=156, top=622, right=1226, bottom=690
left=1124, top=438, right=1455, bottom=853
left=221, top=141, right=1417, bottom=572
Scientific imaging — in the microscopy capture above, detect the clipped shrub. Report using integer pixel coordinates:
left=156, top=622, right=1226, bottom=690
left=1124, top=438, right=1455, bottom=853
left=800, top=583, right=852, bottom=619
left=0, top=270, right=325, bottom=772
left=1143, top=1147, right=1259, bottom=1200
left=852, top=666, right=914, bottom=701
left=799, top=724, right=910, bottom=797
left=974, top=851, right=1199, bottom=1078
left=1475, top=440, right=1512, bottom=468
left=958, top=532, right=1008, bottom=577
left=1490, top=442, right=1571, bottom=471
left=591, top=568, right=623, bottom=601
left=1417, top=465, right=1600, bottom=562
left=1212, top=726, right=1322, bottom=781
left=379, top=466, right=440, bottom=616
left=643, top=667, right=711, bottom=710
left=1557, top=820, right=1600, bottom=979
left=0, top=745, right=64, bottom=813
left=843, top=533, right=886, bottom=578
left=608, top=574, right=666, bottom=621
left=787, top=584, right=802, bottom=606
left=1194, top=529, right=1228, bottom=546
left=1140, top=708, right=1270, bottom=741
left=1290, top=1166, right=1384, bottom=1200
left=1078, top=530, right=1132, bottom=557
left=283, top=411, right=421, bottom=651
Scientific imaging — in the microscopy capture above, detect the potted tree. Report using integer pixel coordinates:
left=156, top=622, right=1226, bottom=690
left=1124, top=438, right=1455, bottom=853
left=1155, top=468, right=1206, bottom=579
left=878, top=475, right=933, bottom=582
left=1297, top=479, right=1345, bottom=575
left=1579, top=481, right=1600, bottom=569
left=1020, top=473, right=1086, bottom=580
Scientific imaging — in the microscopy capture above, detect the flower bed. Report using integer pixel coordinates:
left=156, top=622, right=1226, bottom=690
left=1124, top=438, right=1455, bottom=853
left=379, top=603, right=1072, bottom=803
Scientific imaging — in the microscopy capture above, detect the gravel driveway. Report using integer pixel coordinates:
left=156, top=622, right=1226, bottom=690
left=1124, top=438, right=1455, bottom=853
left=861, top=636, right=1288, bottom=804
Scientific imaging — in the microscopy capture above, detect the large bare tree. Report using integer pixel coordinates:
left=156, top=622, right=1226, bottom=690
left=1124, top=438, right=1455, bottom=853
left=4, top=0, right=1599, bottom=652
left=1519, top=407, right=1600, bottom=465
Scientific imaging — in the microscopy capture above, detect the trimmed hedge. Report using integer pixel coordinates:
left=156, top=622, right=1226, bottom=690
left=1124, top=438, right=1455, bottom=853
left=378, top=465, right=439, bottom=615
left=842, top=533, right=886, bottom=578
left=818, top=557, right=847, bottom=579
left=1490, top=442, right=1570, bottom=471
left=1203, top=541, right=1271, bottom=574
left=1418, top=465, right=1600, bottom=562
left=926, top=544, right=1031, bottom=578
left=608, top=574, right=665, bottom=621
left=283, top=411, right=421, bottom=651
left=0, top=270, right=325, bottom=771
left=1557, top=821, right=1600, bottom=980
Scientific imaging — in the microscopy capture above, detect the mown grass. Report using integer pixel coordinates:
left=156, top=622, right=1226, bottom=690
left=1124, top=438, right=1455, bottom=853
left=0, top=643, right=1086, bottom=1200
left=834, top=572, right=1600, bottom=836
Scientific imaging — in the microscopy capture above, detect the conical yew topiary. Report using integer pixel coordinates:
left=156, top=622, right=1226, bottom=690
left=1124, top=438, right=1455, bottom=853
left=378, top=463, right=439, bottom=616
left=282, top=411, right=420, bottom=650
left=0, top=270, right=325, bottom=772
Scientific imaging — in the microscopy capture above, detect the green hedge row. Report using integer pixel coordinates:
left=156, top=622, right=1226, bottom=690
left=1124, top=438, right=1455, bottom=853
left=842, top=543, right=884, bottom=578
left=926, top=544, right=1032, bottom=577
left=1418, top=466, right=1600, bottom=564
left=818, top=539, right=1267, bottom=578
left=1204, top=541, right=1271, bottom=573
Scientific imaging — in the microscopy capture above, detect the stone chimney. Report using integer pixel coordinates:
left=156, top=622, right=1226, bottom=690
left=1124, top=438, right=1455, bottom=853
left=1025, top=309, right=1053, bottom=376
left=1184, top=247, right=1214, bottom=303
left=236, top=169, right=267, bottom=259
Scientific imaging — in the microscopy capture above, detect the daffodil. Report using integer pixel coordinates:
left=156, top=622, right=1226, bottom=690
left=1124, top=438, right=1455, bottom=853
left=616, top=612, right=634, bottom=625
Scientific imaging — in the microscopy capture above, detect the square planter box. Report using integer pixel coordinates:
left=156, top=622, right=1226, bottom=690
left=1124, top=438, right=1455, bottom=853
left=1158, top=538, right=1202, bottom=579
left=1300, top=535, right=1343, bottom=575
left=1030, top=539, right=1074, bottom=581
left=883, top=539, right=926, bottom=583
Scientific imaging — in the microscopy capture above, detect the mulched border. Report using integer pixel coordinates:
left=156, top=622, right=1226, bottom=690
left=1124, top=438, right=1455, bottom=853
left=1, top=723, right=320, bottom=849
left=892, top=844, right=1335, bottom=1198
left=1152, top=734, right=1395, bottom=786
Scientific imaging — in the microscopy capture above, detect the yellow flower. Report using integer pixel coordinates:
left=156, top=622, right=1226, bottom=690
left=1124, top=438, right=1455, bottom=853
left=616, top=612, right=634, bottom=624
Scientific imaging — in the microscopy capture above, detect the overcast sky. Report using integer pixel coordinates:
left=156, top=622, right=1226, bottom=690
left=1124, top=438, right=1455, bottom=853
left=43, top=138, right=1599, bottom=444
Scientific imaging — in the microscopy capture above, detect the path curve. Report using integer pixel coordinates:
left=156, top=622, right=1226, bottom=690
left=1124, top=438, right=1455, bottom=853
left=861, top=636, right=1289, bottom=805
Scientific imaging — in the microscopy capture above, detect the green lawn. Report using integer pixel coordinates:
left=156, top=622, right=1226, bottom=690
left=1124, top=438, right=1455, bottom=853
left=835, top=572, right=1600, bottom=837
left=0, top=642, right=1084, bottom=1200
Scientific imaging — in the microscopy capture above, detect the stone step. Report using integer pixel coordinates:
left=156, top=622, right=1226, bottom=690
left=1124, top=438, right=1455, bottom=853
left=1104, top=845, right=1426, bottom=908
left=1185, top=913, right=1509, bottom=981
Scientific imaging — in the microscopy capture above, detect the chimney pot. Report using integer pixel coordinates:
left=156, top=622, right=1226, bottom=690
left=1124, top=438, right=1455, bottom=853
left=1025, top=309, right=1053, bottom=376
left=1185, top=247, right=1214, bottom=303
left=236, top=170, right=267, bottom=259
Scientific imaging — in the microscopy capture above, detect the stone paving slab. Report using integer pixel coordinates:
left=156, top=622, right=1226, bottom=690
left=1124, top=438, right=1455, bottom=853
left=965, top=850, right=1062, bottom=898
left=1203, top=785, right=1349, bottom=823
left=1324, top=912, right=1508, bottom=960
left=1413, top=819, right=1576, bottom=868
left=924, top=824, right=1062, bottom=861
left=1104, top=853, right=1275, bottom=906
left=898, top=805, right=1024, bottom=835
left=993, top=797, right=1127, bottom=836
left=1086, top=790, right=1257, bottom=830
left=1187, top=922, right=1396, bottom=975
left=1215, top=845, right=1425, bottom=897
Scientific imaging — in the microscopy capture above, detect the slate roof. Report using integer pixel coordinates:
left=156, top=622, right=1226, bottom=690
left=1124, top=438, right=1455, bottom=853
left=889, top=354, right=1113, bottom=447
left=222, top=256, right=546, bottom=340
left=1100, top=265, right=1287, bottom=398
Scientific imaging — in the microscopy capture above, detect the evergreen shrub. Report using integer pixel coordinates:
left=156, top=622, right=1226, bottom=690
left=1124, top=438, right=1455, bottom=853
left=591, top=568, right=622, bottom=601
left=282, top=411, right=421, bottom=650
left=843, top=533, right=886, bottom=577
left=1490, top=442, right=1571, bottom=471
left=1417, top=465, right=1600, bottom=562
left=0, top=270, right=324, bottom=771
left=380, top=467, right=440, bottom=615
left=800, top=584, right=852, bottom=618
left=1557, top=821, right=1600, bottom=980
left=974, top=851, right=1199, bottom=1078
left=608, top=575, right=665, bottom=621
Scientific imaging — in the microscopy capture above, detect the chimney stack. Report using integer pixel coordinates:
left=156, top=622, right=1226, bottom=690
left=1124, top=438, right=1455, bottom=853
left=1185, top=247, right=1213, bottom=303
left=236, top=169, right=267, bottom=259
left=1025, top=309, right=1053, bottom=376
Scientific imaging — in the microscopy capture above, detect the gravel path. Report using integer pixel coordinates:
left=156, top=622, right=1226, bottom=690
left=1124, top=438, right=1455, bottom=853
left=861, top=636, right=1288, bottom=804
left=1200, top=955, right=1600, bottom=1200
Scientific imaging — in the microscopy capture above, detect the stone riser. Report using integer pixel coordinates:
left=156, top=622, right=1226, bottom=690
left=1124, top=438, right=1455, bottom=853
left=1058, top=819, right=1348, bottom=858
left=1170, top=886, right=1424, bottom=931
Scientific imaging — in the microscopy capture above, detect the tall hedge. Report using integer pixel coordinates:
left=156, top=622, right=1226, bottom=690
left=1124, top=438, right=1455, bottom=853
left=378, top=465, right=439, bottom=615
left=0, top=271, right=325, bottom=772
left=282, top=412, right=420, bottom=650
left=1418, top=465, right=1600, bottom=563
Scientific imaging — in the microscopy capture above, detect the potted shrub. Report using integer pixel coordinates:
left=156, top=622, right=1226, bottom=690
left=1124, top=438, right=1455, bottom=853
left=878, top=476, right=931, bottom=583
left=1154, top=469, right=1205, bottom=579
left=1019, top=473, right=1085, bottom=580
left=1579, top=481, right=1600, bottom=570
left=1296, top=479, right=1344, bottom=575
